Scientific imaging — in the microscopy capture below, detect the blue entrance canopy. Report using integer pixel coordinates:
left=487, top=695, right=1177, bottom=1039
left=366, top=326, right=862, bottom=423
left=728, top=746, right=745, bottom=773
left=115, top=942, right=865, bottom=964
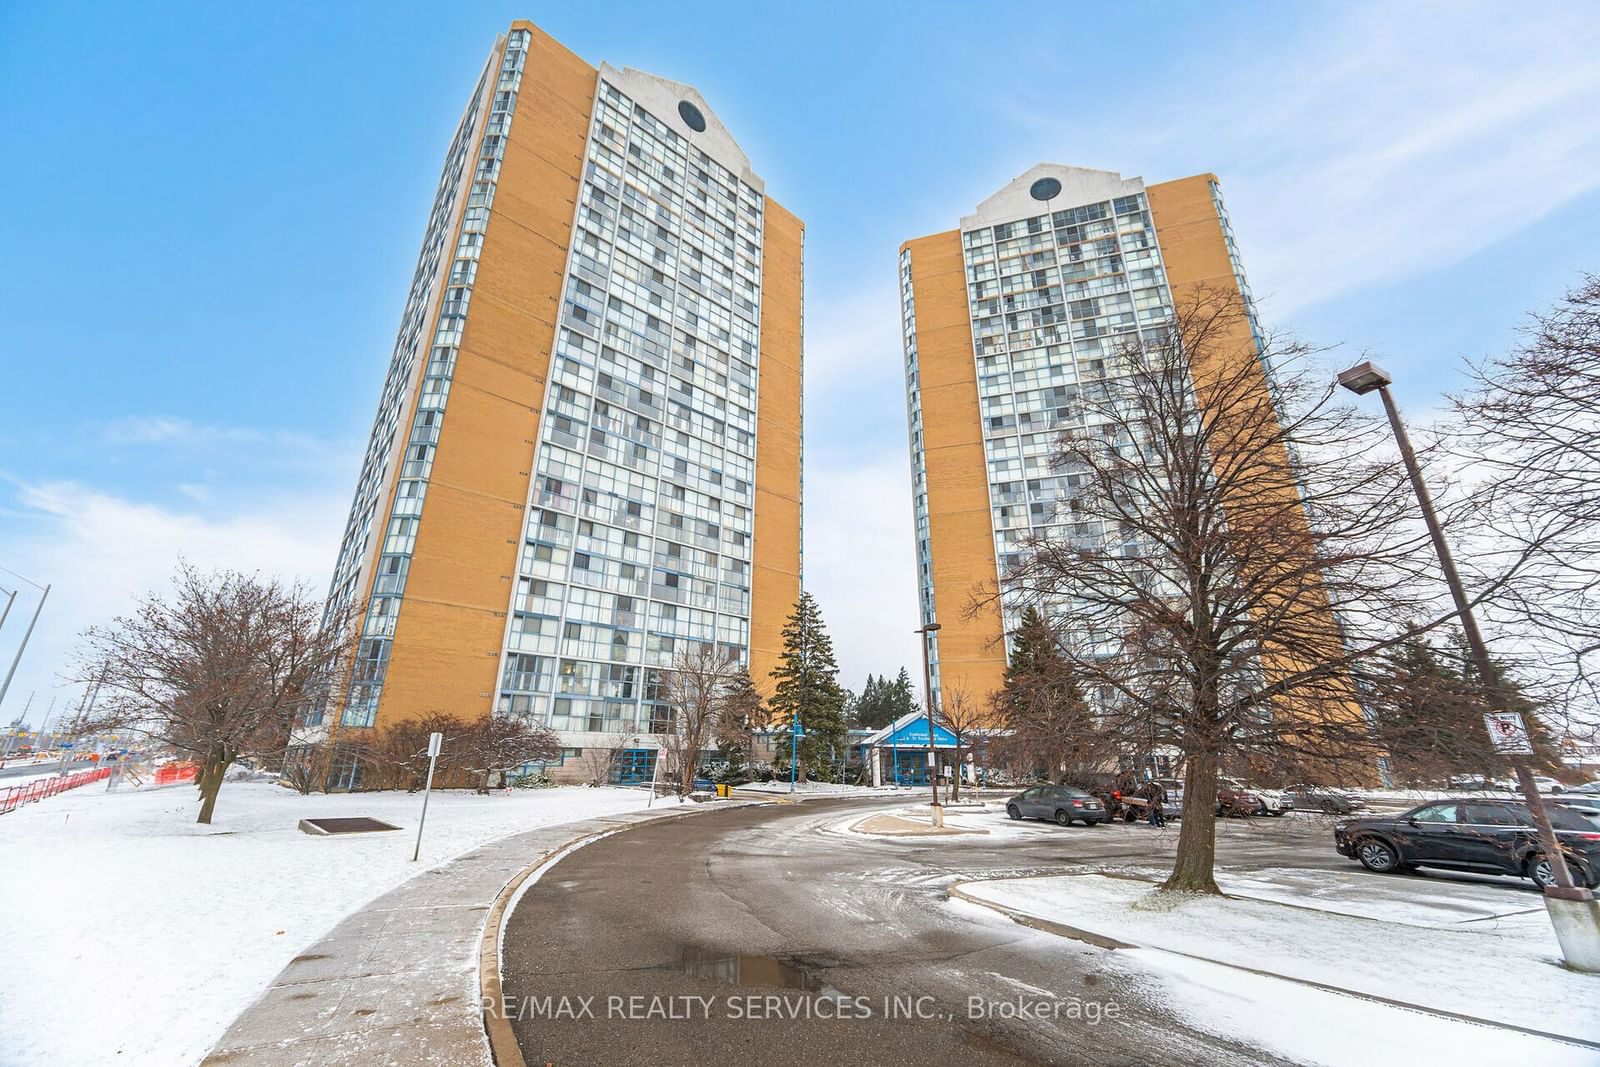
left=875, top=714, right=959, bottom=749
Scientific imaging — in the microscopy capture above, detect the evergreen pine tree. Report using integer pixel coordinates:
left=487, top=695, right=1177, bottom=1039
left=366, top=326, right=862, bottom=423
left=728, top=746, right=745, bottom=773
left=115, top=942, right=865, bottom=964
left=849, top=674, right=876, bottom=729
left=994, top=607, right=1101, bottom=782
left=768, top=592, right=847, bottom=781
left=890, top=667, right=917, bottom=723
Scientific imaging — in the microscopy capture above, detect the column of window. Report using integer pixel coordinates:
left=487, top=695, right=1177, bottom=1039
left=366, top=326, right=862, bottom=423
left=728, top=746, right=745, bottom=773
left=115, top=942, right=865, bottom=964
left=340, top=29, right=533, bottom=728
left=963, top=191, right=1181, bottom=639
left=899, top=248, right=942, bottom=693
left=498, top=77, right=763, bottom=738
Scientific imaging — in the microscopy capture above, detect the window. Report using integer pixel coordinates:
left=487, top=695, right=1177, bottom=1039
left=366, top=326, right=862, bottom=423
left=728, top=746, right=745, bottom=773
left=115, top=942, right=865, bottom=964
left=1462, top=803, right=1524, bottom=827
left=1412, top=802, right=1459, bottom=824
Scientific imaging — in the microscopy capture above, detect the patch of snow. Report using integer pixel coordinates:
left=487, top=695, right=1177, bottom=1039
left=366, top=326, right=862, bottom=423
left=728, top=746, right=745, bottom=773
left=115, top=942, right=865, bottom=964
left=961, top=873, right=1600, bottom=1045
left=1123, top=949, right=1597, bottom=1067
left=0, top=781, right=652, bottom=1066
left=1215, top=865, right=1545, bottom=927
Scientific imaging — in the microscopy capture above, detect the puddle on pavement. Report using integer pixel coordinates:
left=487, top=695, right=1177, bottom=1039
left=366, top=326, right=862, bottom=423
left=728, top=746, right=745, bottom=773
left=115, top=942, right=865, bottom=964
left=672, top=946, right=830, bottom=992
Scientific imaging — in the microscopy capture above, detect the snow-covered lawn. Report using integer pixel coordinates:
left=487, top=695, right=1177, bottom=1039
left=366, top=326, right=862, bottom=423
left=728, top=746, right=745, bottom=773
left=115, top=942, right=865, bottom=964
left=958, top=871, right=1600, bottom=1060
left=0, top=779, right=653, bottom=1067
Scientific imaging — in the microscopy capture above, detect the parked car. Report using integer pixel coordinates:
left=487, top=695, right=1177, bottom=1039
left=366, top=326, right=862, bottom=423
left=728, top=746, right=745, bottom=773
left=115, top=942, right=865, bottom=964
left=1216, top=779, right=1261, bottom=817
left=1235, top=780, right=1295, bottom=816
left=1489, top=775, right=1566, bottom=794
left=1556, top=795, right=1600, bottom=821
left=1566, top=781, right=1600, bottom=796
left=1282, top=783, right=1364, bottom=815
left=1334, top=799, right=1600, bottom=889
left=1447, top=773, right=1493, bottom=790
left=1005, top=785, right=1107, bottom=826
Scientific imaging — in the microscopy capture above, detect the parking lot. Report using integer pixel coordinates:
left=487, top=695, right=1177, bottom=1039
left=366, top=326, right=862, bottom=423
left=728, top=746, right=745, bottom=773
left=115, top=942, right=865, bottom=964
left=841, top=792, right=1566, bottom=901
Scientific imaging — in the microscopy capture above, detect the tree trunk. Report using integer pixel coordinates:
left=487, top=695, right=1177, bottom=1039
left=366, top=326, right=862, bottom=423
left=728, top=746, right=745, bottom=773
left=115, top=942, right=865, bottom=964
left=1163, top=747, right=1221, bottom=894
left=196, top=757, right=231, bottom=824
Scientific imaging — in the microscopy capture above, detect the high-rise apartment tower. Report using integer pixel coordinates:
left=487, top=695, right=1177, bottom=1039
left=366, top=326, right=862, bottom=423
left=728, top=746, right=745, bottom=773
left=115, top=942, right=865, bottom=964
left=899, top=165, right=1267, bottom=705
left=303, top=22, right=803, bottom=784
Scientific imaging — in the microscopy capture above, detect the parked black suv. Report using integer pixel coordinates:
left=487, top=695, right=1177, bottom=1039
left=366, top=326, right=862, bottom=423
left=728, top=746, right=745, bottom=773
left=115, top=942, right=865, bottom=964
left=1334, top=799, right=1600, bottom=889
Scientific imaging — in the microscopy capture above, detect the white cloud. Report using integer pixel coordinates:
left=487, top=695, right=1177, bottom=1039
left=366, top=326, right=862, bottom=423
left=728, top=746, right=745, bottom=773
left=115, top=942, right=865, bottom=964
left=991, top=3, right=1600, bottom=318
left=803, top=281, right=904, bottom=399
left=799, top=277, right=926, bottom=691
left=100, top=415, right=327, bottom=454
left=801, top=456, right=922, bottom=695
left=0, top=481, right=346, bottom=727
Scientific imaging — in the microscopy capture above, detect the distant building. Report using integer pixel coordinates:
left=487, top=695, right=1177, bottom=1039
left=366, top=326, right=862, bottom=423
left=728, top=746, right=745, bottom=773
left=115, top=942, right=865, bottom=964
left=899, top=164, right=1364, bottom=781
left=900, top=165, right=1267, bottom=706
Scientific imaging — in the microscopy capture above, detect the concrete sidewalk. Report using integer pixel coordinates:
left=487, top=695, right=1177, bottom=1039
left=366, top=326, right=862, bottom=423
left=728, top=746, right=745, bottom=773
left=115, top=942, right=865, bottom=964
left=201, top=801, right=725, bottom=1066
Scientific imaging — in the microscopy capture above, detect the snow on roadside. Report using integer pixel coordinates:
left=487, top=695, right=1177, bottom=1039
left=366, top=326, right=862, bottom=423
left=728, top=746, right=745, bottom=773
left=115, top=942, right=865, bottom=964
left=960, top=874, right=1600, bottom=1046
left=1123, top=949, right=1597, bottom=1067
left=0, top=780, right=652, bottom=1067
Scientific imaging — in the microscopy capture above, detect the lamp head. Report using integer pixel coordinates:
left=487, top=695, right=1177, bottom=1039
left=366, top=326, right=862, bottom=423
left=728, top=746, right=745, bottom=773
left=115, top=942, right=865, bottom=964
left=1337, top=361, right=1393, bottom=396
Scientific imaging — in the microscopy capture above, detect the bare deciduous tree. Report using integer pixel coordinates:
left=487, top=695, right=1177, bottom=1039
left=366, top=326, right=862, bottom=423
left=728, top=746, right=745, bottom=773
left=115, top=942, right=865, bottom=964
left=76, top=565, right=352, bottom=823
left=575, top=740, right=625, bottom=787
left=361, top=711, right=560, bottom=792
left=659, top=642, right=743, bottom=796
left=1450, top=275, right=1600, bottom=715
left=997, top=288, right=1450, bottom=893
left=460, top=713, right=561, bottom=791
left=935, top=686, right=987, bottom=801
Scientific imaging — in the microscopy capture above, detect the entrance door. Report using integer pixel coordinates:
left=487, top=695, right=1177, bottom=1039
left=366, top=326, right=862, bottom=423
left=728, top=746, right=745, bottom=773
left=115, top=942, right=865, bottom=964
left=617, top=748, right=656, bottom=785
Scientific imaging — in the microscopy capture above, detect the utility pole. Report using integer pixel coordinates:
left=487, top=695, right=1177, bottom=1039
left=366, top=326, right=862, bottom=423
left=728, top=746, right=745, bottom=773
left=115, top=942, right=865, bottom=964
left=788, top=715, right=803, bottom=794
left=0, top=580, right=49, bottom=714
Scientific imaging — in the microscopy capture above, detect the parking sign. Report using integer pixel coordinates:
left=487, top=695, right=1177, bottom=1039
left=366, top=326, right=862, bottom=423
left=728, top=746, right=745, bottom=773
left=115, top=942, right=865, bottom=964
left=1482, top=711, right=1533, bottom=755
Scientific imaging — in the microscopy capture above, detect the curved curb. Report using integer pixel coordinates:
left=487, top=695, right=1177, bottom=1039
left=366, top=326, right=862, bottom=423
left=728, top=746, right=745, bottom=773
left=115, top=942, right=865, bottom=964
left=478, top=825, right=619, bottom=1067
left=479, top=802, right=760, bottom=1066
left=947, top=881, right=1133, bottom=949
left=947, top=877, right=1600, bottom=1053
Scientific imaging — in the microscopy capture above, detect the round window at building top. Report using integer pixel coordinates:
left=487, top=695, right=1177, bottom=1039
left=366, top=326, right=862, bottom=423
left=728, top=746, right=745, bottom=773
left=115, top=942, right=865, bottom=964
left=678, top=100, right=707, bottom=133
left=1029, top=177, right=1063, bottom=201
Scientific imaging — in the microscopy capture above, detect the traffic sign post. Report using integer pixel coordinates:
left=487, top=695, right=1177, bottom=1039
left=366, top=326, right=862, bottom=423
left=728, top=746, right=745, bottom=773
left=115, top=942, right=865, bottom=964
left=411, top=732, right=443, bottom=863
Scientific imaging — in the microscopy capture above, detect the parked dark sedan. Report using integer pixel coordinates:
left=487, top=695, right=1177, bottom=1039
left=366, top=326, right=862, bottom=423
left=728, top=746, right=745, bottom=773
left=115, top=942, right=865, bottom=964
left=1006, top=785, right=1107, bottom=826
left=1334, top=799, right=1600, bottom=889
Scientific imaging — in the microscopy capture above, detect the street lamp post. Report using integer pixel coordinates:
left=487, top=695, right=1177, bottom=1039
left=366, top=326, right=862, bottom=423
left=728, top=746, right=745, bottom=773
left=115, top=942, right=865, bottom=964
left=1338, top=361, right=1578, bottom=894
left=1340, top=359, right=1600, bottom=969
left=0, top=568, right=50, bottom=714
left=1344, top=363, right=1600, bottom=971
left=914, top=622, right=942, bottom=816
left=789, top=714, right=803, bottom=794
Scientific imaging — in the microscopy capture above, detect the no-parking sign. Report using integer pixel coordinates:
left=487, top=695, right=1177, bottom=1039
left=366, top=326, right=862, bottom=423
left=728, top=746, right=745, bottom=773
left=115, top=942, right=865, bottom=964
left=1483, top=711, right=1533, bottom=755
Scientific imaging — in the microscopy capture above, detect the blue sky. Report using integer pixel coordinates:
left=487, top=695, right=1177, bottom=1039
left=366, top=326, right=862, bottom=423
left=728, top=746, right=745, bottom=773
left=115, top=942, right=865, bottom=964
left=2, top=1, right=1598, bottom=726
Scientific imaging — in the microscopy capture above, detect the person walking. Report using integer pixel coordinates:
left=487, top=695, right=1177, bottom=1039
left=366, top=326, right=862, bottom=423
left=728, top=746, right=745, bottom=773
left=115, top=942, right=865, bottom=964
left=1143, top=778, right=1167, bottom=827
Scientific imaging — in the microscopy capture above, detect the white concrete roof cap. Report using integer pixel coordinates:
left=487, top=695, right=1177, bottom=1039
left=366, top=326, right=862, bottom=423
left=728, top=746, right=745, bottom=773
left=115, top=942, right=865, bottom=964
left=599, top=63, right=764, bottom=194
left=961, top=164, right=1146, bottom=231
